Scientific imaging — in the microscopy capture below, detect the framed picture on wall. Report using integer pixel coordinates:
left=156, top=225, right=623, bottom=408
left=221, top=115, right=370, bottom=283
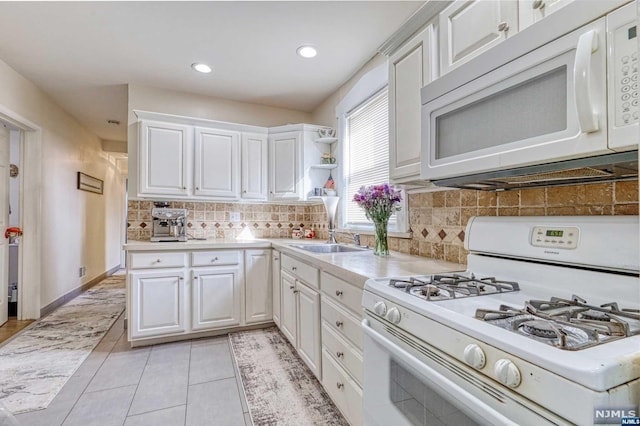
left=77, top=172, right=103, bottom=194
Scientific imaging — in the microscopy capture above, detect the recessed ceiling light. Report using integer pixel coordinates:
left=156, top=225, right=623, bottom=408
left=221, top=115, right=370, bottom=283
left=296, top=45, right=317, bottom=59
left=191, top=63, right=212, bottom=73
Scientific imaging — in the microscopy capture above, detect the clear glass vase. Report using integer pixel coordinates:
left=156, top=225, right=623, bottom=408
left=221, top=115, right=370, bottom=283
left=373, top=219, right=389, bottom=256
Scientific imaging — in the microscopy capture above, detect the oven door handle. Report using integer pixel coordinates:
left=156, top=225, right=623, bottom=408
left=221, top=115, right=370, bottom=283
left=362, top=319, right=518, bottom=426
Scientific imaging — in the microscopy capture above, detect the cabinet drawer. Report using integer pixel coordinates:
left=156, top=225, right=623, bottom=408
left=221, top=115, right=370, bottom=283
left=322, top=322, right=363, bottom=386
left=281, top=254, right=319, bottom=289
left=321, top=298, right=363, bottom=351
left=321, top=272, right=363, bottom=317
left=191, top=250, right=241, bottom=267
left=129, top=252, right=186, bottom=269
left=321, top=349, right=363, bottom=426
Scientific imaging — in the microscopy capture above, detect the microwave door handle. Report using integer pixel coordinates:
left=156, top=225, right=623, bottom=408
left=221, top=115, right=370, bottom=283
left=573, top=29, right=599, bottom=133
left=362, top=319, right=519, bottom=426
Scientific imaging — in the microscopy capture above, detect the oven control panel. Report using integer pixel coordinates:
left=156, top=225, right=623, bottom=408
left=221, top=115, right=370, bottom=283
left=531, top=226, right=579, bottom=249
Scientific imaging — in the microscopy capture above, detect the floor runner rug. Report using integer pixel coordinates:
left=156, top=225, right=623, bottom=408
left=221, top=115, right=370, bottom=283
left=229, top=327, right=349, bottom=426
left=0, top=274, right=125, bottom=414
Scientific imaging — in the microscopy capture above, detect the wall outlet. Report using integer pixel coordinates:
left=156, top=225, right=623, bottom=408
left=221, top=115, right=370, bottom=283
left=79, top=266, right=86, bottom=278
left=230, top=212, right=241, bottom=221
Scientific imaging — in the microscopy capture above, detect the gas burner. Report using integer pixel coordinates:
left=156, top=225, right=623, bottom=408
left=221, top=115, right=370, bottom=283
left=476, top=295, right=640, bottom=350
left=388, top=273, right=520, bottom=301
left=520, top=320, right=559, bottom=339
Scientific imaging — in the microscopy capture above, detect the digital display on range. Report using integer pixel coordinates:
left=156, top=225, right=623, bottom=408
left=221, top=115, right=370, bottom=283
left=629, top=26, right=637, bottom=40
left=546, top=230, right=564, bottom=237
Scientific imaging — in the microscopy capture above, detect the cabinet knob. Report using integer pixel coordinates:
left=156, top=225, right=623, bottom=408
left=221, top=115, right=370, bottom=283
left=289, top=285, right=295, bottom=290
left=178, top=277, right=183, bottom=281
left=243, top=190, right=247, bottom=193
left=196, top=187, right=199, bottom=190
left=335, top=290, right=343, bottom=297
left=335, top=320, right=343, bottom=328
left=498, top=21, right=509, bottom=32
left=155, top=259, right=161, bottom=263
left=532, top=0, right=545, bottom=9
left=211, top=257, right=219, bottom=262
left=183, top=186, right=186, bottom=190
left=293, top=290, right=299, bottom=294
left=336, top=382, right=344, bottom=390
left=291, top=266, right=297, bottom=271
left=274, top=257, right=279, bottom=261
left=336, top=351, right=344, bottom=358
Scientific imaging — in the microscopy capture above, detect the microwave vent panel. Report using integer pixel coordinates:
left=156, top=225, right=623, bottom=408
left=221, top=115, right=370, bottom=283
left=492, top=168, right=611, bottom=184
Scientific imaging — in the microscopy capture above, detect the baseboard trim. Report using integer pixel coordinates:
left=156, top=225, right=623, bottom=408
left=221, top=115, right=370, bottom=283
left=40, top=265, right=122, bottom=318
left=129, top=322, right=276, bottom=347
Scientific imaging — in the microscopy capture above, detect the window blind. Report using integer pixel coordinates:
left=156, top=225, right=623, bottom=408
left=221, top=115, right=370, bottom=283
left=344, top=89, right=395, bottom=227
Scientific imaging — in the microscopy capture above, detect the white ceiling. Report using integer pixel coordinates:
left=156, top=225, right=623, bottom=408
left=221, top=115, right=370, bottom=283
left=0, top=1, right=423, bottom=142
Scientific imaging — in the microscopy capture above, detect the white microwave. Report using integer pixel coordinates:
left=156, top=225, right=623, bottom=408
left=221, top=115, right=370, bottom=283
left=421, top=2, right=638, bottom=186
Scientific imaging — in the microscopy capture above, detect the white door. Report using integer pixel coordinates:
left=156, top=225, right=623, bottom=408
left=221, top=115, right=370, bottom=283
left=272, top=250, right=281, bottom=326
left=191, top=266, right=241, bottom=330
left=194, top=127, right=240, bottom=198
left=439, top=0, right=518, bottom=75
left=129, top=269, right=187, bottom=339
left=138, top=121, right=191, bottom=197
left=296, top=281, right=321, bottom=378
left=0, top=125, right=8, bottom=326
left=244, top=249, right=272, bottom=324
left=268, top=132, right=301, bottom=200
left=279, top=270, right=297, bottom=345
left=241, top=133, right=268, bottom=200
left=389, top=24, right=435, bottom=181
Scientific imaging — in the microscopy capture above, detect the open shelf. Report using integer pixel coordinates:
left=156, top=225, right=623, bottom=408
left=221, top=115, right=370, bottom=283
left=315, top=137, right=338, bottom=144
left=310, top=164, right=338, bottom=170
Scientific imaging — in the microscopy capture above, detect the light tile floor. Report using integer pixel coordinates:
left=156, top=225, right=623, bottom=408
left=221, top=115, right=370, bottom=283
left=15, top=314, right=252, bottom=426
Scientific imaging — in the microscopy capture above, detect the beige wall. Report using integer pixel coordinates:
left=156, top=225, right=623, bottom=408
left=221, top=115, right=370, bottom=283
left=0, top=59, right=125, bottom=313
left=311, top=54, right=387, bottom=127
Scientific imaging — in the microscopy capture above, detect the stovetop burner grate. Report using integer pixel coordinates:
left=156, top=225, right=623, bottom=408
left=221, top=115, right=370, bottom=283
left=389, top=273, right=520, bottom=301
left=476, top=295, right=640, bottom=350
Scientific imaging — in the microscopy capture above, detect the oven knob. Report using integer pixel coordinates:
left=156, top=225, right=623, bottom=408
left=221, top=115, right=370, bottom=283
left=463, top=344, right=486, bottom=369
left=386, top=307, right=401, bottom=324
left=494, top=359, right=521, bottom=388
left=373, top=301, right=387, bottom=316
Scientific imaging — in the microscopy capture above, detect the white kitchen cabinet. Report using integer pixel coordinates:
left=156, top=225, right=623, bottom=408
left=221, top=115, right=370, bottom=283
left=241, top=132, right=269, bottom=200
left=129, top=269, right=187, bottom=339
left=280, top=270, right=297, bottom=345
left=244, top=249, right=272, bottom=324
left=191, top=265, right=242, bottom=331
left=296, top=280, right=321, bottom=377
left=272, top=250, right=281, bottom=326
left=439, top=0, right=518, bottom=75
left=268, top=131, right=302, bottom=200
left=276, top=255, right=321, bottom=378
left=389, top=24, right=436, bottom=183
left=193, top=127, right=240, bottom=198
left=519, top=0, right=574, bottom=30
left=138, top=121, right=191, bottom=197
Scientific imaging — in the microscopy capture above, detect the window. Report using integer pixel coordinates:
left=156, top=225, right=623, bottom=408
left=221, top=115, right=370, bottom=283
left=343, top=89, right=397, bottom=228
left=335, top=62, right=407, bottom=233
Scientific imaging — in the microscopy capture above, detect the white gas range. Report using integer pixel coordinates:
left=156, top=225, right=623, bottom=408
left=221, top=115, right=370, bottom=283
left=362, top=216, right=639, bottom=426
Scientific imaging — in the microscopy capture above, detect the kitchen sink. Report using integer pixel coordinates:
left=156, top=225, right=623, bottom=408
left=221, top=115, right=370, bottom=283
left=291, top=244, right=370, bottom=254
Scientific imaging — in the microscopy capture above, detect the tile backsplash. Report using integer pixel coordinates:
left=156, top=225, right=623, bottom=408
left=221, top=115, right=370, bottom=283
left=128, top=180, right=638, bottom=265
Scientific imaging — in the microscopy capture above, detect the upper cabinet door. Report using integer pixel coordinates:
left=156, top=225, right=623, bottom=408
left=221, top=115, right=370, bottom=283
left=241, top=133, right=269, bottom=200
left=389, top=24, right=436, bottom=182
left=439, top=0, right=518, bottom=76
left=194, top=127, right=240, bottom=199
left=520, top=0, right=575, bottom=30
left=268, top=132, right=301, bottom=200
left=139, top=121, right=191, bottom=197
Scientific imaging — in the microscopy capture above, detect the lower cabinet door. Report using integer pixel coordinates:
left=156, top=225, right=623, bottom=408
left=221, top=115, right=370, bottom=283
left=297, top=281, right=321, bottom=379
left=245, top=249, right=273, bottom=324
left=191, top=266, right=242, bottom=331
left=129, top=269, right=187, bottom=339
left=280, top=270, right=297, bottom=345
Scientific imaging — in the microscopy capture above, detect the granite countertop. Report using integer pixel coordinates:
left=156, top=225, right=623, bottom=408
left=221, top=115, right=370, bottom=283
left=124, top=238, right=465, bottom=288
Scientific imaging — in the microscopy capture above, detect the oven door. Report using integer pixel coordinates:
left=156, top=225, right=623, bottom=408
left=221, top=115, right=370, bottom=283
left=361, top=315, right=564, bottom=426
left=420, top=16, right=607, bottom=181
